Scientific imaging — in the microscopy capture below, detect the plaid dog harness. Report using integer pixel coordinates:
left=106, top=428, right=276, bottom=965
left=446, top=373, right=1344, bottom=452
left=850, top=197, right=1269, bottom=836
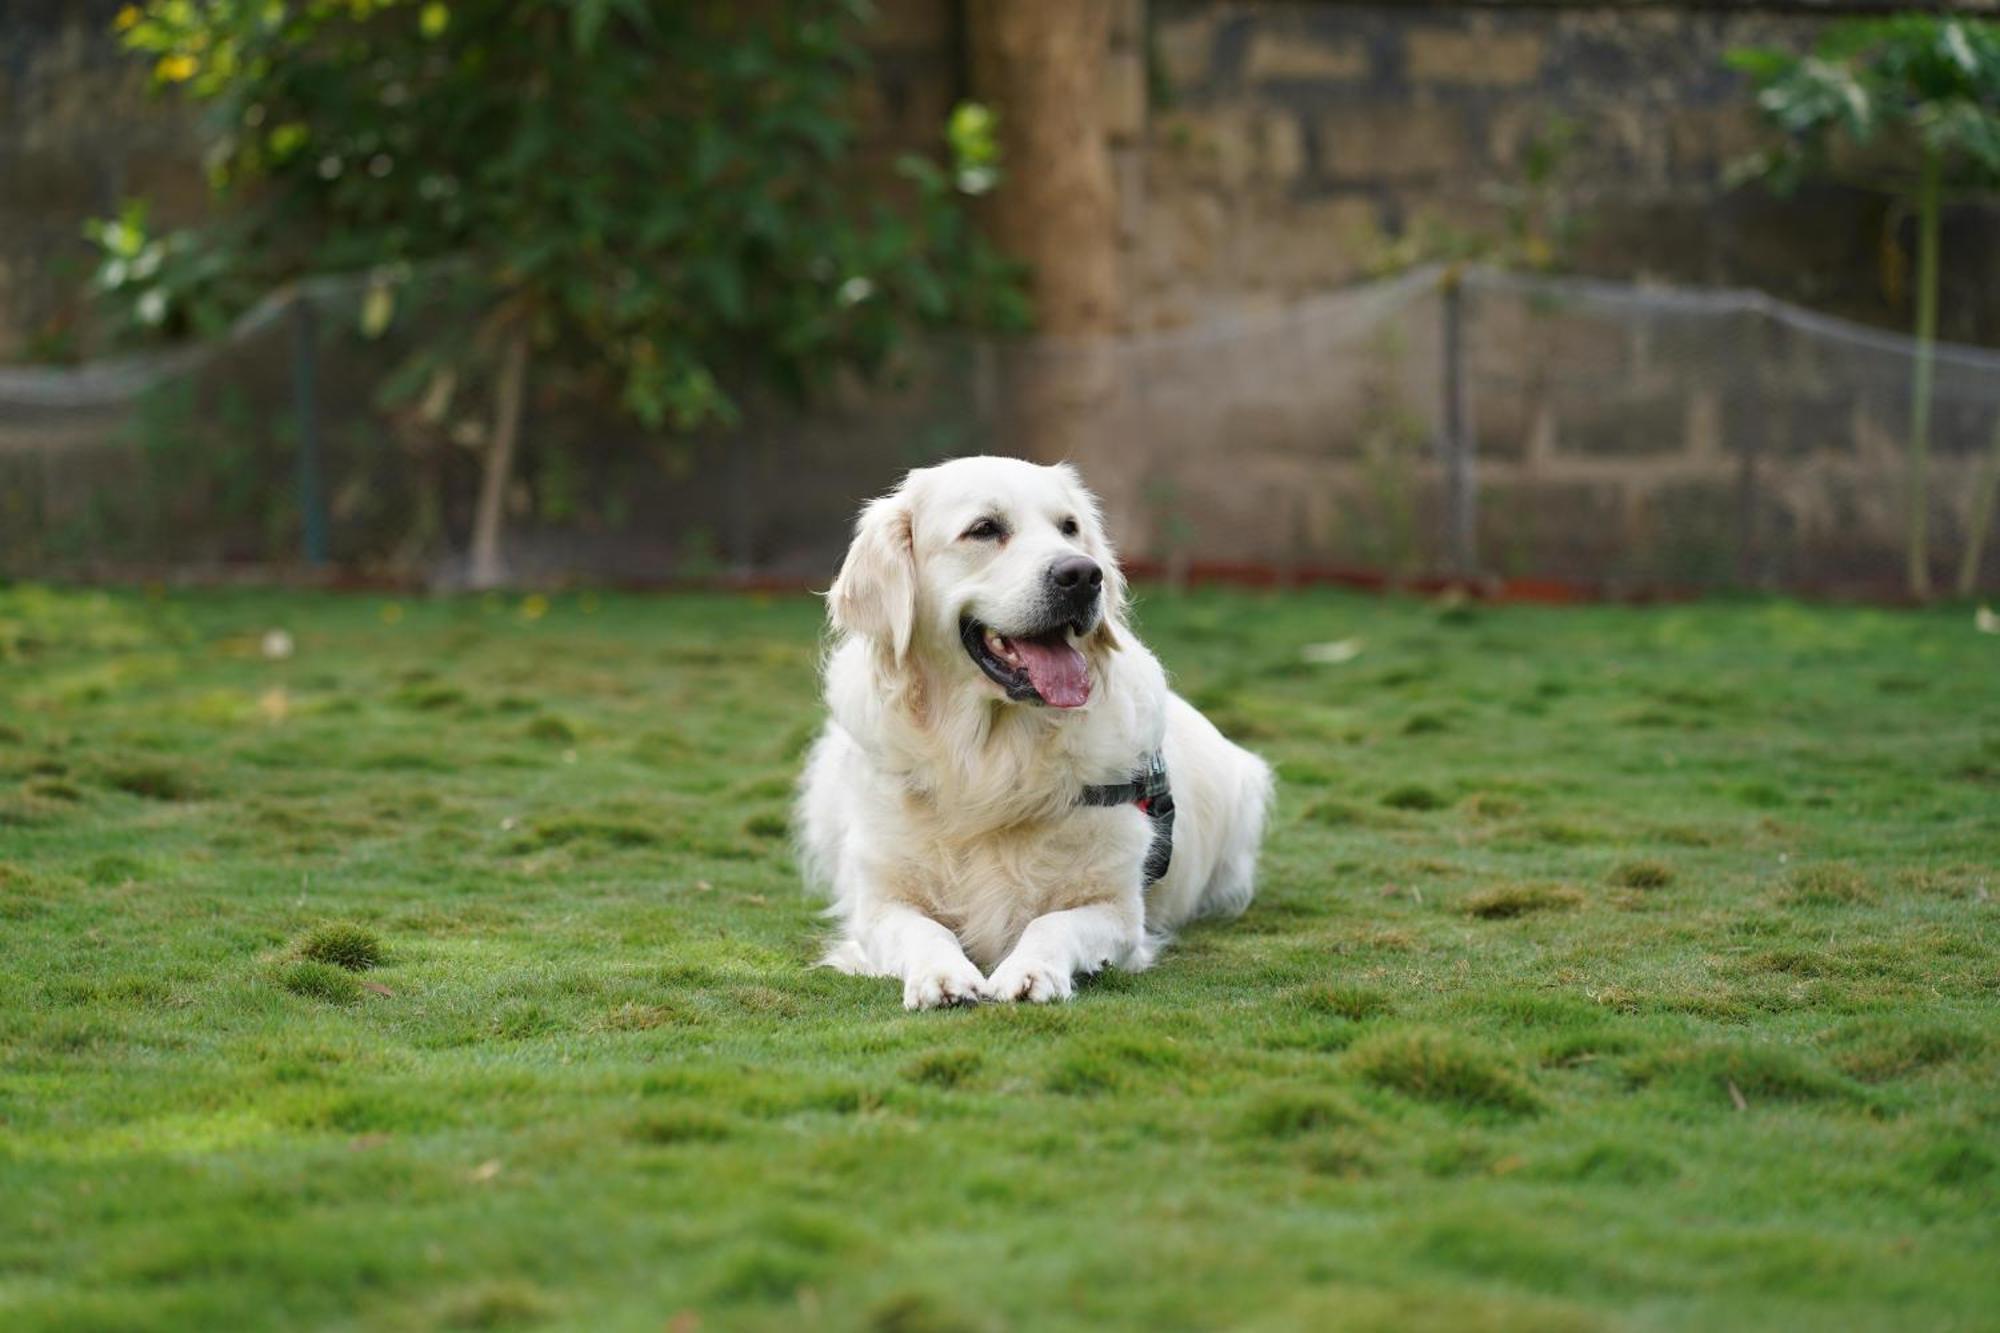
left=1077, top=751, right=1175, bottom=887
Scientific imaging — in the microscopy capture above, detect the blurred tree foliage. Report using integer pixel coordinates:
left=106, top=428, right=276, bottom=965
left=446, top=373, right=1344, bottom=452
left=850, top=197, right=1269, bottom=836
left=1728, top=17, right=2000, bottom=599
left=93, top=0, right=1027, bottom=582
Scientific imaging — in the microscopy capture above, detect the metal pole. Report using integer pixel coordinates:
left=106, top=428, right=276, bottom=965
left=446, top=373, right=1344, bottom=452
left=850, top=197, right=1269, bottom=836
left=1735, top=312, right=1766, bottom=588
left=1440, top=268, right=1476, bottom=578
left=290, top=293, right=330, bottom=567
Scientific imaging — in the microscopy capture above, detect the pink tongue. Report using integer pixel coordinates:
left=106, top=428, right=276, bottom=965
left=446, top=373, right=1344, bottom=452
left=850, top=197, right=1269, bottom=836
left=1012, top=633, right=1090, bottom=708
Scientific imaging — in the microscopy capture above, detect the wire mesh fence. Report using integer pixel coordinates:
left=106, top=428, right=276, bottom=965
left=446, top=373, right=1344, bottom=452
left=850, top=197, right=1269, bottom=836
left=4, top=264, right=1998, bottom=594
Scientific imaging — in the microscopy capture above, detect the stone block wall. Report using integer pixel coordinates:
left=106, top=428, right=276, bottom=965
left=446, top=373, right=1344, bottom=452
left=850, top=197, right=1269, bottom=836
left=1138, top=1, right=2000, bottom=343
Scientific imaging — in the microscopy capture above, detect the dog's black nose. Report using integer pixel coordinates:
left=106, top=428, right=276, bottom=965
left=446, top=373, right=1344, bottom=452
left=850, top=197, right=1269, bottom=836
left=1049, top=555, right=1103, bottom=595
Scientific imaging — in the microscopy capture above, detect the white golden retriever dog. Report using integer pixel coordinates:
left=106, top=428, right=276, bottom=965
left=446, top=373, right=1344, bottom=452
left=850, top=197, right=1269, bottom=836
left=797, top=456, right=1273, bottom=1009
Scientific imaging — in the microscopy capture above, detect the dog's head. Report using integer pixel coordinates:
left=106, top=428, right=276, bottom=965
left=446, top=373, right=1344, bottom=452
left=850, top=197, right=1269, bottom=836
left=827, top=457, right=1128, bottom=710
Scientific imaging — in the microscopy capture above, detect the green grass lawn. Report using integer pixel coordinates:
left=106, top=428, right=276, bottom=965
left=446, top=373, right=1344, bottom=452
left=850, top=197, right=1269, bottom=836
left=2, top=584, right=1996, bottom=1332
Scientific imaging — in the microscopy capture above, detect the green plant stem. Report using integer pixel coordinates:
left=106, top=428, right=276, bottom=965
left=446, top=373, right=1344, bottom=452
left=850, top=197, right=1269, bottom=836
left=1956, top=412, right=2000, bottom=596
left=1906, top=149, right=1942, bottom=600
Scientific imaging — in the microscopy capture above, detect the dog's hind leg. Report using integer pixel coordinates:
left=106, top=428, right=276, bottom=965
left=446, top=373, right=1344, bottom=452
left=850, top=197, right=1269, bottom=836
left=1195, top=751, right=1273, bottom=921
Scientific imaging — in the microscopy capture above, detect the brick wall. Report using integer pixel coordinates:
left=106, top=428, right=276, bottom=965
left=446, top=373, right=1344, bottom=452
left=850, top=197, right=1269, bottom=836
left=1136, top=2, right=2000, bottom=343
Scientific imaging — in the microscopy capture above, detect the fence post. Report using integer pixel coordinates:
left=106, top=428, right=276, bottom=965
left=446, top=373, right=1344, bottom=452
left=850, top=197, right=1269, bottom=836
left=290, top=293, right=330, bottom=567
left=1735, top=306, right=1767, bottom=588
left=1439, top=266, right=1476, bottom=579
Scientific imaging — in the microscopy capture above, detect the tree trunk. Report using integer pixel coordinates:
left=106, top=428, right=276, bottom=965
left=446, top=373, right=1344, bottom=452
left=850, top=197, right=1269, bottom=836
left=1905, top=151, right=1941, bottom=600
left=966, top=0, right=1123, bottom=466
left=468, top=329, right=529, bottom=590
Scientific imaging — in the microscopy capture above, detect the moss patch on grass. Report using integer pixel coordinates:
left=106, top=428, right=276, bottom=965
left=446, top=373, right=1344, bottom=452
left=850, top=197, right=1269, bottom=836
left=1242, top=1090, right=1367, bottom=1139
left=1291, top=982, right=1394, bottom=1021
left=904, top=1047, right=983, bottom=1088
left=1460, top=882, right=1584, bottom=920
left=280, top=960, right=363, bottom=1005
left=97, top=760, right=205, bottom=801
left=1347, top=1029, right=1541, bottom=1115
left=1777, top=862, right=1876, bottom=906
left=1625, top=1042, right=1869, bottom=1107
left=1381, top=783, right=1448, bottom=812
left=1609, top=859, right=1674, bottom=890
left=296, top=921, right=384, bottom=972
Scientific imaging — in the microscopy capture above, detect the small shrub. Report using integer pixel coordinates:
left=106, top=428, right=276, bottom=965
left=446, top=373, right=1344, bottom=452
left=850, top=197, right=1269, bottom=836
left=1610, top=859, right=1674, bottom=890
left=1347, top=1029, right=1540, bottom=1114
left=282, top=960, right=362, bottom=1005
left=297, top=921, right=383, bottom=971
left=1460, top=883, right=1583, bottom=920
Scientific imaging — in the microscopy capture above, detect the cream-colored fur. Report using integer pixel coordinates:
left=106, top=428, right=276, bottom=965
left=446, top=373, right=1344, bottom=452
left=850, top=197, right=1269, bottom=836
left=797, top=457, right=1273, bottom=1009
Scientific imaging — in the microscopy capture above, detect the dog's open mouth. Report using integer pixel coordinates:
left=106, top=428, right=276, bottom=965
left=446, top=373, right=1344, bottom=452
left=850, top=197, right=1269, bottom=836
left=961, top=617, right=1091, bottom=708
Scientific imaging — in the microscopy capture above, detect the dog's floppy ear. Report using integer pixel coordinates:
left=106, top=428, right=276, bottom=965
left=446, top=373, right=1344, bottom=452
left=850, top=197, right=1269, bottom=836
left=1088, top=536, right=1136, bottom=644
left=1092, top=549, right=1129, bottom=653
left=828, top=489, right=917, bottom=661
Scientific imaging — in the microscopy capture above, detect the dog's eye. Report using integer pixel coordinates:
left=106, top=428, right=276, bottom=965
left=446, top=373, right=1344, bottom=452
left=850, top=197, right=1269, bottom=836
left=961, top=517, right=1005, bottom=542
left=1058, top=517, right=1080, bottom=537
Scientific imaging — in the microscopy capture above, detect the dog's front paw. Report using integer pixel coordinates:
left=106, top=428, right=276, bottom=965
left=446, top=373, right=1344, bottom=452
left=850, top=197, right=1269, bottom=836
left=981, top=956, right=1073, bottom=1004
left=903, top=957, right=985, bottom=1011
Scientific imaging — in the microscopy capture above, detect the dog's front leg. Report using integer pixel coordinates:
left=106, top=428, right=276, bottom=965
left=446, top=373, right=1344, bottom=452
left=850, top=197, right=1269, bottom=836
left=837, top=902, right=986, bottom=1011
left=982, top=898, right=1145, bottom=1004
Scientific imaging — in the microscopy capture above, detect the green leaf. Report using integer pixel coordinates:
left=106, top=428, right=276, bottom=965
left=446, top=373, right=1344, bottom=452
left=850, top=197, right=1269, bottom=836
left=570, top=0, right=608, bottom=52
